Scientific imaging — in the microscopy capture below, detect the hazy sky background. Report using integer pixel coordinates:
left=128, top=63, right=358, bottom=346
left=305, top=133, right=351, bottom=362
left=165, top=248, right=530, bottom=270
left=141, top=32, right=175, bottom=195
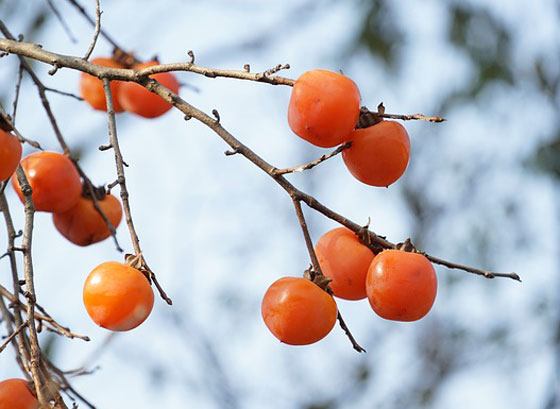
left=1, top=1, right=559, bottom=408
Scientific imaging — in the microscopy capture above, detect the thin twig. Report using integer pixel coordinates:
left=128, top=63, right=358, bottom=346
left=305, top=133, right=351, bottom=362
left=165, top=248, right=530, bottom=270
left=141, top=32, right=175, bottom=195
left=274, top=142, right=352, bottom=175
left=82, top=0, right=101, bottom=61
left=0, top=322, right=27, bottom=354
left=44, top=86, right=84, bottom=101
left=46, top=0, right=78, bottom=43
left=0, top=104, right=43, bottom=150
left=65, top=0, right=125, bottom=57
left=12, top=63, right=24, bottom=123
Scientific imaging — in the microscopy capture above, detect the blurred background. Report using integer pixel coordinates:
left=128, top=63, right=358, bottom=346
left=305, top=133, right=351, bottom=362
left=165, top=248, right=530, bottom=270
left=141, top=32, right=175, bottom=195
left=0, top=0, right=559, bottom=408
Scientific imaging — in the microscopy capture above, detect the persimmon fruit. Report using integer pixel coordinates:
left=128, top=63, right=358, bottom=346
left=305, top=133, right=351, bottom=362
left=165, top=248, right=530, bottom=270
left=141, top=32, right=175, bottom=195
left=11, top=151, right=82, bottom=213
left=83, top=261, right=154, bottom=331
left=343, top=120, right=410, bottom=187
left=261, top=276, right=337, bottom=345
left=0, top=129, right=21, bottom=181
left=0, top=378, right=39, bottom=409
left=288, top=69, right=361, bottom=148
left=117, top=61, right=180, bottom=118
left=366, top=249, right=437, bottom=321
left=53, top=194, right=122, bottom=246
left=80, top=57, right=126, bottom=112
left=315, top=227, right=375, bottom=300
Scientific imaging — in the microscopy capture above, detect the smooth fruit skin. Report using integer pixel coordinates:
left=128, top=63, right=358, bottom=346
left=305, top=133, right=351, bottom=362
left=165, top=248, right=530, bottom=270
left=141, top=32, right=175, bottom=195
left=343, top=120, right=410, bottom=187
left=0, top=378, right=39, bottom=409
left=315, top=227, right=375, bottom=300
left=0, top=129, right=22, bottom=181
left=366, top=250, right=437, bottom=322
left=83, top=261, right=154, bottom=331
left=53, top=194, right=122, bottom=246
left=117, top=61, right=180, bottom=118
left=11, top=152, right=82, bottom=213
left=288, top=69, right=361, bottom=148
left=80, top=57, right=125, bottom=112
left=261, top=276, right=337, bottom=345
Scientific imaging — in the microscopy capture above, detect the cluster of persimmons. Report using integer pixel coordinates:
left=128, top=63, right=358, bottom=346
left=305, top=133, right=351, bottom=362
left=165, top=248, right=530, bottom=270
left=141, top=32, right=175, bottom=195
left=262, top=69, right=437, bottom=346
left=0, top=62, right=436, bottom=406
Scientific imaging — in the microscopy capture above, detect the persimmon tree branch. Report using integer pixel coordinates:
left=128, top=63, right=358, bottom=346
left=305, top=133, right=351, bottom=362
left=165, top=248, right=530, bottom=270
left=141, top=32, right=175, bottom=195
left=273, top=142, right=352, bottom=175
left=101, top=78, right=173, bottom=305
left=0, top=22, right=123, bottom=252
left=0, top=38, right=521, bottom=281
left=14, top=166, right=50, bottom=406
left=82, top=0, right=101, bottom=61
left=292, top=199, right=366, bottom=353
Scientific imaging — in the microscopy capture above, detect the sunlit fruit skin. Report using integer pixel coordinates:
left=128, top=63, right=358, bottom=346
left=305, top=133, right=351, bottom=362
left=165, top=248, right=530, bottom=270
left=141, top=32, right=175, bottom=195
left=84, top=261, right=154, bottom=331
left=53, top=194, right=122, bottom=246
left=0, top=378, right=39, bottom=409
left=80, top=57, right=125, bottom=112
left=288, top=69, right=361, bottom=148
left=0, top=129, right=22, bottom=181
left=315, top=227, right=375, bottom=300
left=11, top=151, right=82, bottom=213
left=117, top=61, right=180, bottom=118
left=343, top=120, right=410, bottom=187
left=261, top=276, right=337, bottom=345
left=366, top=250, right=437, bottom=322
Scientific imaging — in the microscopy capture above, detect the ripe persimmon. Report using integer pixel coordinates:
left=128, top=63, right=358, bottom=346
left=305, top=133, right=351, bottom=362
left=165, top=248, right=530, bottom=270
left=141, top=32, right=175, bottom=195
left=315, top=227, right=375, bottom=300
left=11, top=151, right=82, bottom=213
left=83, top=261, right=154, bottom=331
left=80, top=57, right=126, bottom=112
left=366, top=250, right=437, bottom=321
left=53, top=194, right=122, bottom=246
left=261, top=276, right=337, bottom=345
left=0, top=378, right=39, bottom=409
left=0, top=129, right=21, bottom=181
left=288, top=69, right=361, bottom=148
left=343, top=120, right=410, bottom=187
left=117, top=61, right=180, bottom=118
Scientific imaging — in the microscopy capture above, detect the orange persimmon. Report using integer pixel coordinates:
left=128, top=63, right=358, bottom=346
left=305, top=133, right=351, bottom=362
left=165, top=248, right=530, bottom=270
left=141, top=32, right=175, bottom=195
left=53, top=194, right=122, bottom=246
left=366, top=250, right=437, bottom=322
left=80, top=57, right=126, bottom=112
left=83, top=261, right=154, bottom=331
left=0, top=129, right=22, bottom=181
left=0, top=378, right=39, bottom=409
left=117, top=61, right=180, bottom=118
left=11, top=151, right=82, bottom=213
left=288, top=69, right=361, bottom=148
left=343, top=120, right=410, bottom=187
left=261, top=276, right=337, bottom=345
left=315, top=227, right=375, bottom=300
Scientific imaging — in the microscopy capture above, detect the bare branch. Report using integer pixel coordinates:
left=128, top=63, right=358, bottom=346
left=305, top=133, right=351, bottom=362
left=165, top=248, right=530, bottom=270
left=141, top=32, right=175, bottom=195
left=14, top=165, right=49, bottom=406
left=82, top=0, right=101, bottom=61
left=274, top=142, right=352, bottom=175
left=101, top=78, right=172, bottom=304
left=46, top=0, right=78, bottom=43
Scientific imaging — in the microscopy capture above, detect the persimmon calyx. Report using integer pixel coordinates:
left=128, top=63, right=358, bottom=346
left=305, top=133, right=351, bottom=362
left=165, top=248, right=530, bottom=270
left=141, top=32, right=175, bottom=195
left=303, top=267, right=333, bottom=293
left=395, top=238, right=418, bottom=253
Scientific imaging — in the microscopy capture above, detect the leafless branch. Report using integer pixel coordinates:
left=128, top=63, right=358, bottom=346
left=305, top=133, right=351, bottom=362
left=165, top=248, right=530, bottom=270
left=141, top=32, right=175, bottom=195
left=15, top=165, right=49, bottom=406
left=12, top=63, right=24, bottom=122
left=101, top=78, right=172, bottom=304
left=82, top=0, right=101, bottom=61
left=0, top=322, right=27, bottom=354
left=292, top=199, right=366, bottom=352
left=274, top=142, right=352, bottom=175
left=46, top=0, right=78, bottom=43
